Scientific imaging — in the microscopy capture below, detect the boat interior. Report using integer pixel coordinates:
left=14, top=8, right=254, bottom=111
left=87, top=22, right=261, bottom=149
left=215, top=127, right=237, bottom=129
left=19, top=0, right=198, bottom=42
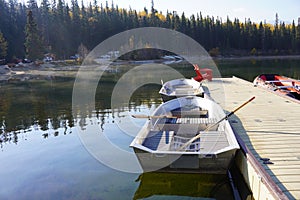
left=141, top=104, right=229, bottom=153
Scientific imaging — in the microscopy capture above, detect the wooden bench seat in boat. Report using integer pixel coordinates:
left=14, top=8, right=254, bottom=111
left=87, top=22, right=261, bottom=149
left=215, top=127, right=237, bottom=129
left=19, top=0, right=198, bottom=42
left=176, top=118, right=217, bottom=124
left=173, top=84, right=194, bottom=88
left=197, top=131, right=229, bottom=152
left=171, top=108, right=208, bottom=118
left=174, top=88, right=195, bottom=95
left=156, top=118, right=218, bottom=133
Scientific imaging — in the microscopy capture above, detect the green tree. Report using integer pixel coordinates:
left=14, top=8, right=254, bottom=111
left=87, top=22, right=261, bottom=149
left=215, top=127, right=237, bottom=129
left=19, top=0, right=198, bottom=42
left=180, top=12, right=187, bottom=34
left=273, top=13, right=280, bottom=50
left=40, top=0, right=50, bottom=47
left=296, top=23, right=300, bottom=52
left=149, top=0, right=158, bottom=26
left=0, top=31, right=8, bottom=58
left=291, top=20, right=296, bottom=51
left=24, top=10, right=44, bottom=60
left=258, top=22, right=265, bottom=51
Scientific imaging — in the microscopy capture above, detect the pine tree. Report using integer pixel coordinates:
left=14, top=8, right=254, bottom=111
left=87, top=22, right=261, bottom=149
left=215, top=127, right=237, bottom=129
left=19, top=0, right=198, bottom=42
left=71, top=0, right=81, bottom=51
left=24, top=10, right=44, bottom=60
left=273, top=13, right=280, bottom=50
left=296, top=23, right=300, bottom=52
left=180, top=12, right=187, bottom=34
left=40, top=0, right=50, bottom=47
left=149, top=0, right=158, bottom=26
left=291, top=20, right=296, bottom=51
left=258, top=22, right=265, bottom=51
left=0, top=31, right=8, bottom=58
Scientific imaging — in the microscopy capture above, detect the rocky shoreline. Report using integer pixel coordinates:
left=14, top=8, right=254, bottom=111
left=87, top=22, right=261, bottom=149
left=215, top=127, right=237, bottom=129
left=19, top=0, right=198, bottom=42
left=0, top=62, right=81, bottom=82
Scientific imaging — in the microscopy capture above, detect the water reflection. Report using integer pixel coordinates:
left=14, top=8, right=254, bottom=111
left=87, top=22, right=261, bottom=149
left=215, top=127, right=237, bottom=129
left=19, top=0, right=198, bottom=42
left=0, top=77, right=162, bottom=148
left=134, top=172, right=233, bottom=200
left=0, top=79, right=74, bottom=146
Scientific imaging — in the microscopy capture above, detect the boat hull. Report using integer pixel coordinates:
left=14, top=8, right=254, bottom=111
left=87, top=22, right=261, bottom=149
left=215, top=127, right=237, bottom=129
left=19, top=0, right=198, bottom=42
left=132, top=148, right=237, bottom=174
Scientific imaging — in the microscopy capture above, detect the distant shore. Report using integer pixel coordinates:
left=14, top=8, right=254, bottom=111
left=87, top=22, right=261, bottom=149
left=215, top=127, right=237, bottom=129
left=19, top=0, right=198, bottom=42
left=213, top=54, right=300, bottom=61
left=1, top=55, right=300, bottom=82
left=0, top=62, right=81, bottom=82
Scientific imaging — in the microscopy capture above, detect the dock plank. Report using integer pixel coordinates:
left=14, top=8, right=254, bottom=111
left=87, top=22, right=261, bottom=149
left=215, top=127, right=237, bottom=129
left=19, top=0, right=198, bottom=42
left=206, top=77, right=300, bottom=199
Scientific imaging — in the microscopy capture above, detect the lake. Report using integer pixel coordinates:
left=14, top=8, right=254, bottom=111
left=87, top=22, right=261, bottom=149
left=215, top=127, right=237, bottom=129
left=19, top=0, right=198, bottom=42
left=0, top=57, right=300, bottom=199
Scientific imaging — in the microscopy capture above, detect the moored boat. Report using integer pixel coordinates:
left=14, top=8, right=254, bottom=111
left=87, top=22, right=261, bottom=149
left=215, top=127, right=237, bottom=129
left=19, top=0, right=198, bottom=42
left=253, top=74, right=300, bottom=100
left=130, top=96, right=240, bottom=174
left=159, top=78, right=205, bottom=102
left=159, top=64, right=212, bottom=102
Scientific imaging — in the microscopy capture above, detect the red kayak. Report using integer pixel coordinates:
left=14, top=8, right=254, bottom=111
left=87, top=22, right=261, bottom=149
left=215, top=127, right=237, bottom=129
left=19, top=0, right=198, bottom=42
left=253, top=74, right=300, bottom=100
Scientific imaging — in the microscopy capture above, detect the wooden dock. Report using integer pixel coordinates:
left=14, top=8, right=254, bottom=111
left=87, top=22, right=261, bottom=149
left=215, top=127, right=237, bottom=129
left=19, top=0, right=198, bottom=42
left=206, top=76, right=300, bottom=199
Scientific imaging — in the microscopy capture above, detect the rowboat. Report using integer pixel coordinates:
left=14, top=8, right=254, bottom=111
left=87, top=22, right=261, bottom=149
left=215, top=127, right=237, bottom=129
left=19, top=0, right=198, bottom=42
left=253, top=74, right=300, bottom=100
left=159, top=78, right=205, bottom=102
left=130, top=96, right=241, bottom=174
left=159, top=65, right=212, bottom=102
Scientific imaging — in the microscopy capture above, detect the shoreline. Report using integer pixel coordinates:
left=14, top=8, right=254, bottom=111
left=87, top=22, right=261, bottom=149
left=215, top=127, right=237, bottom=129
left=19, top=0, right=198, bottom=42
left=212, top=54, right=300, bottom=61
left=1, top=55, right=300, bottom=82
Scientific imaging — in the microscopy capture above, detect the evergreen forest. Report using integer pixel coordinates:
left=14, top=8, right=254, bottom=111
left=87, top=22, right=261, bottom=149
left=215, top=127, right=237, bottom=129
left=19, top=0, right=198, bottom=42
left=0, top=0, right=300, bottom=62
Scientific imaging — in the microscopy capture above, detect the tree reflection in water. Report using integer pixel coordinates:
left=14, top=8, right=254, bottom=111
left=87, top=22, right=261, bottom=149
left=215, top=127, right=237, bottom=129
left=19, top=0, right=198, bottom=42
left=0, top=78, right=162, bottom=148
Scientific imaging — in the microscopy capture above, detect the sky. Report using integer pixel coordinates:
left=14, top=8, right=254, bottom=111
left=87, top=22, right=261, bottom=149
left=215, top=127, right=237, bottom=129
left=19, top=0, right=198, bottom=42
left=91, top=0, right=300, bottom=24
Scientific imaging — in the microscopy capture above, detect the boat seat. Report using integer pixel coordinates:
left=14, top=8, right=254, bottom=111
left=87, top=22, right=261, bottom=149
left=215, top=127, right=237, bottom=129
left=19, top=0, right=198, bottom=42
left=198, top=131, right=229, bottom=152
left=156, top=118, right=218, bottom=133
left=171, top=109, right=208, bottom=118
left=174, top=84, right=193, bottom=88
left=175, top=88, right=195, bottom=95
left=176, top=117, right=217, bottom=124
left=176, top=118, right=218, bottom=131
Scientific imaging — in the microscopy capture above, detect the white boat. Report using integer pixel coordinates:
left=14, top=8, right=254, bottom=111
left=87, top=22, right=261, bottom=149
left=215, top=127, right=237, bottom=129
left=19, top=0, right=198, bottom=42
left=159, top=78, right=205, bottom=102
left=130, top=96, right=240, bottom=174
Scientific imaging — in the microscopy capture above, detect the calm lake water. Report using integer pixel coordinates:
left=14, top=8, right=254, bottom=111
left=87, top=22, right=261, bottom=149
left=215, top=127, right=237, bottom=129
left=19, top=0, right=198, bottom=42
left=0, top=57, right=300, bottom=200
